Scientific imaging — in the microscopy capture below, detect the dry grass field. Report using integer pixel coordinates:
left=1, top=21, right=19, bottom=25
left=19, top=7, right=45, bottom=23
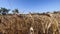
left=0, top=12, right=60, bottom=34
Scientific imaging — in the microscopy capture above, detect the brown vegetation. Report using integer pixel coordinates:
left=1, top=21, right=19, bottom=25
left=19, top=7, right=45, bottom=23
left=0, top=12, right=59, bottom=34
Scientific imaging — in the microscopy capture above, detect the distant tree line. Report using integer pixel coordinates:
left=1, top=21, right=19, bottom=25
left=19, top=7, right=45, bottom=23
left=0, top=7, right=60, bottom=15
left=0, top=7, right=19, bottom=15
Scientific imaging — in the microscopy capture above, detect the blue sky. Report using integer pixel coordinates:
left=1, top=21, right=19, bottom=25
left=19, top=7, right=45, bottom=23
left=0, top=0, right=60, bottom=13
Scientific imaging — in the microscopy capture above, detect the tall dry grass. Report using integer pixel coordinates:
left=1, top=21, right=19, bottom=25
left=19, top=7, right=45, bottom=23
left=0, top=13, right=59, bottom=34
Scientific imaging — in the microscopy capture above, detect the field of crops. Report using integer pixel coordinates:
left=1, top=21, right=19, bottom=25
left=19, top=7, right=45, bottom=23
left=0, top=12, right=60, bottom=34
